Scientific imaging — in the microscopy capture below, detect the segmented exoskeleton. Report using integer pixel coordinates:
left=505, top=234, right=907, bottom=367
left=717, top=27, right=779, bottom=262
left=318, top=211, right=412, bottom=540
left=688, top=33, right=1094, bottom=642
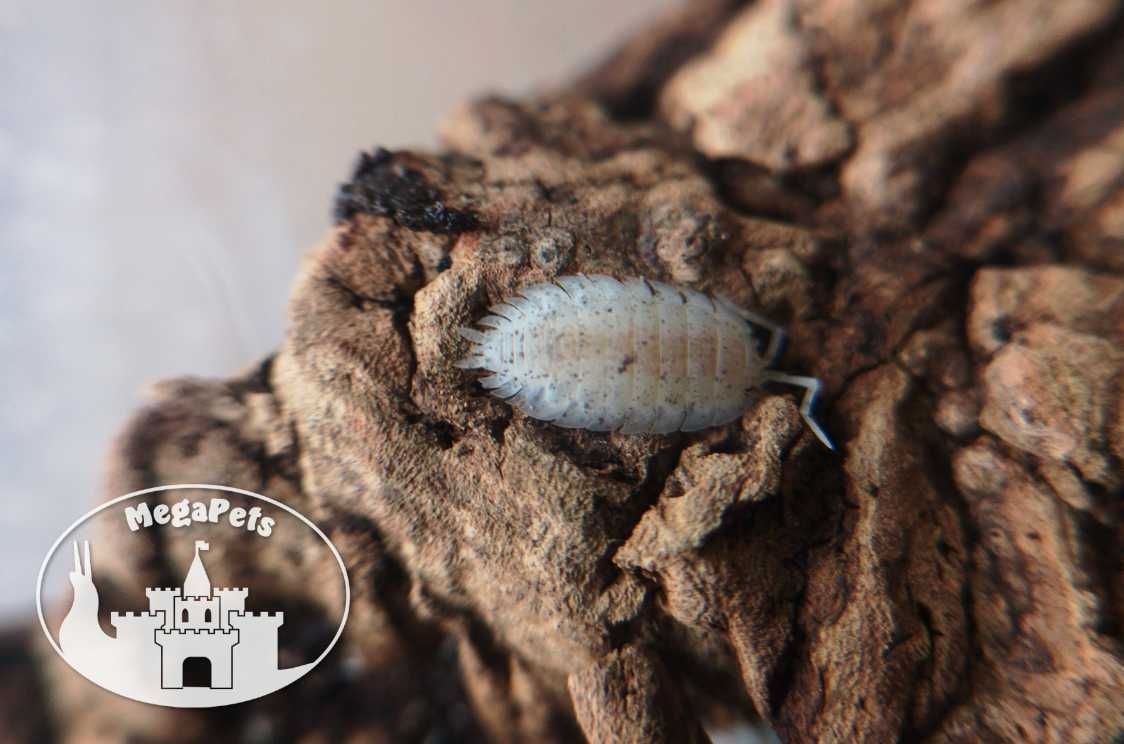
left=457, top=275, right=833, bottom=449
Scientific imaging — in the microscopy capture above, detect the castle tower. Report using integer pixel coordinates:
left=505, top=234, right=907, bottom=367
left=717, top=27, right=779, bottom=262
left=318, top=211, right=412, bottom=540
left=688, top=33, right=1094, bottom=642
left=183, top=540, right=211, bottom=597
left=144, top=587, right=180, bottom=629
left=155, top=540, right=238, bottom=688
left=173, top=541, right=219, bottom=631
left=213, top=587, right=248, bottom=625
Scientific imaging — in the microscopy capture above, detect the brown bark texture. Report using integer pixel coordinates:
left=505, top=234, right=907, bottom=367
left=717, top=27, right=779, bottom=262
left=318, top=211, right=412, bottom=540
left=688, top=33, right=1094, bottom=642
left=13, top=0, right=1124, bottom=742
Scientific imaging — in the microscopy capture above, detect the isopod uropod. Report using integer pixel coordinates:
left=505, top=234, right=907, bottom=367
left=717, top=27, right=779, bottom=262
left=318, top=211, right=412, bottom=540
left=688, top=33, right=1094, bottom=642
left=457, top=275, right=834, bottom=449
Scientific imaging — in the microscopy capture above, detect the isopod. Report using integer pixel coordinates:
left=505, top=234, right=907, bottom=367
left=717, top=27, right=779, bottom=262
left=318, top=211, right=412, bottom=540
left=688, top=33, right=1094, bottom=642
left=457, top=275, right=834, bottom=449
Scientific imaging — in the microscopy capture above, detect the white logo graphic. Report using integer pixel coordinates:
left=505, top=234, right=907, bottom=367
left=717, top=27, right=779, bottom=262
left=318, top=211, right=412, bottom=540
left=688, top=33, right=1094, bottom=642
left=37, top=485, right=350, bottom=707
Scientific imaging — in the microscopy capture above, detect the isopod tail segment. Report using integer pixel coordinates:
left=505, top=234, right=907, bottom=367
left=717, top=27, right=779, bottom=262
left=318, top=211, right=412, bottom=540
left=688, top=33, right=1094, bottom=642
left=731, top=305, right=786, bottom=367
left=759, top=372, right=835, bottom=451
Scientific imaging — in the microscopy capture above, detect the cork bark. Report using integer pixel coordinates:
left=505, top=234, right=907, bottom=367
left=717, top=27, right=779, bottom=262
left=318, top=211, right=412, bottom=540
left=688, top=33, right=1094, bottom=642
left=16, top=1, right=1124, bottom=742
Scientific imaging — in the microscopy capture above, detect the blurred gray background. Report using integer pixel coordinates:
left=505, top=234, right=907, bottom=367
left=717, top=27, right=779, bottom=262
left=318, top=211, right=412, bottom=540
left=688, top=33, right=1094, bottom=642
left=2, top=0, right=678, bottom=621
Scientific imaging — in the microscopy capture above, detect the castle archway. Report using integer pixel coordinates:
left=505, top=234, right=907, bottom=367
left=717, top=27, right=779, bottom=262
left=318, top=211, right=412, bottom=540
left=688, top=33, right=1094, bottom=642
left=182, top=656, right=211, bottom=688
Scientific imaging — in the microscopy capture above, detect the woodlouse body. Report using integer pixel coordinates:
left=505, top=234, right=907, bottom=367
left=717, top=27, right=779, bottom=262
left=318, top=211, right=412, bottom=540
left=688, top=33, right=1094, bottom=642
left=458, top=275, right=833, bottom=448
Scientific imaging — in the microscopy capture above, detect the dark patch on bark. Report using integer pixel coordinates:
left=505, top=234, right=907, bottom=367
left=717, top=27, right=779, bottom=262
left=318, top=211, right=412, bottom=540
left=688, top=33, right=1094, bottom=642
left=334, top=147, right=478, bottom=234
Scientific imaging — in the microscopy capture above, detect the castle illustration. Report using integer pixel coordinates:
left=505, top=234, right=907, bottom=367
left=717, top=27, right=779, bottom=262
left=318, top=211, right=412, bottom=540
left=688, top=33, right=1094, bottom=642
left=117, top=539, right=282, bottom=689
left=58, top=539, right=309, bottom=707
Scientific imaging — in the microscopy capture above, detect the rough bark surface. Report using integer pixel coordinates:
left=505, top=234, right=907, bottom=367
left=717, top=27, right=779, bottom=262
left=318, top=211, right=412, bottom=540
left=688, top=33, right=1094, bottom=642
left=14, top=1, right=1124, bottom=742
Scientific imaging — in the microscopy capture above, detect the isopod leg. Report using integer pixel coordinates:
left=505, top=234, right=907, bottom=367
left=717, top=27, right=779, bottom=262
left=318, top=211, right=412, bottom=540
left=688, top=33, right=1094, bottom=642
left=761, top=371, right=835, bottom=451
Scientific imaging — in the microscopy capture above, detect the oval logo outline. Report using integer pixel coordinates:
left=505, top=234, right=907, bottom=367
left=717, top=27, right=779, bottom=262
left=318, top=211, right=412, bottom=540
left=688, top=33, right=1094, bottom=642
left=36, top=483, right=351, bottom=707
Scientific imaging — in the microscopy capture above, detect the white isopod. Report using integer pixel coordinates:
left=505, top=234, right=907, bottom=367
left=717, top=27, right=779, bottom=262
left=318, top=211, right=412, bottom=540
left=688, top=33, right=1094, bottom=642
left=457, top=275, right=834, bottom=449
